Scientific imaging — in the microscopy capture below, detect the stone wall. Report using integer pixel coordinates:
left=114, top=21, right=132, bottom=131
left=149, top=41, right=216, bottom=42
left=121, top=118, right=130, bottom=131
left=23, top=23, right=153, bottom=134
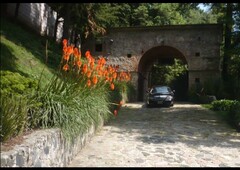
left=0, top=118, right=103, bottom=167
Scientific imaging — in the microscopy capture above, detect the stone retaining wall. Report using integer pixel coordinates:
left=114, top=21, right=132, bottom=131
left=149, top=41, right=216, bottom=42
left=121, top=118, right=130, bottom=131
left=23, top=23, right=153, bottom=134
left=1, top=118, right=103, bottom=167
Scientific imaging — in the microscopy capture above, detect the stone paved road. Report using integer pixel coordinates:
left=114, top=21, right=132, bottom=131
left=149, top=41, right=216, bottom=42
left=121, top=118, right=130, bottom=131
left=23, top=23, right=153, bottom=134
left=68, top=102, right=240, bottom=167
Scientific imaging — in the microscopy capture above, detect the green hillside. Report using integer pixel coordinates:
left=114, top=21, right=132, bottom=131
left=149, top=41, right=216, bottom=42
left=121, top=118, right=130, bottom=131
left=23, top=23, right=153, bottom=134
left=0, top=17, right=62, bottom=86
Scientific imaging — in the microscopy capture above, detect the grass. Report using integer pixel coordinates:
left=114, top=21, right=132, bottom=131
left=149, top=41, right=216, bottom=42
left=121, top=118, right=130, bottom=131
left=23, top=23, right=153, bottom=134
left=201, top=104, right=212, bottom=109
left=0, top=17, right=61, bottom=86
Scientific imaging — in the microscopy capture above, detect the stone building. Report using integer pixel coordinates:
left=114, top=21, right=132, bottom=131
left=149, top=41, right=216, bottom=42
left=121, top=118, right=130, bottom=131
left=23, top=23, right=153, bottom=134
left=82, top=24, right=223, bottom=101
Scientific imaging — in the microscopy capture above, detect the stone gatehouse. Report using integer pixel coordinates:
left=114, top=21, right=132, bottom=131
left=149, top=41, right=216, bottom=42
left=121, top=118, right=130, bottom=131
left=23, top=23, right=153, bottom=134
left=83, top=24, right=223, bottom=101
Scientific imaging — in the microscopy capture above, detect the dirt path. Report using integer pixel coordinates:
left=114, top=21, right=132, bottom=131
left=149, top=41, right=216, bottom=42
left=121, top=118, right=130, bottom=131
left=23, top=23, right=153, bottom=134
left=68, top=102, right=240, bottom=167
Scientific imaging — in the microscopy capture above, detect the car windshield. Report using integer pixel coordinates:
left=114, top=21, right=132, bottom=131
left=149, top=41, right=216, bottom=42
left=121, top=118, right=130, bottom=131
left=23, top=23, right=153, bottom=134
left=151, top=86, right=171, bottom=94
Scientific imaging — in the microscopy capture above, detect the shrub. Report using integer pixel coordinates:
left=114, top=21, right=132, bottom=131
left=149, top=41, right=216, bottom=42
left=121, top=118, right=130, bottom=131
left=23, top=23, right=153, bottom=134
left=125, top=82, right=137, bottom=102
left=0, top=70, right=37, bottom=96
left=211, top=99, right=239, bottom=111
left=211, top=99, right=240, bottom=131
left=110, top=81, right=136, bottom=103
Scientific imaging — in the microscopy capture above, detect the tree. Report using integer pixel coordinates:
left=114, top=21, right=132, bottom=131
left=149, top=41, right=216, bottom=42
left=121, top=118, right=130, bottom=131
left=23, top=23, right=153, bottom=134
left=48, top=3, right=107, bottom=43
left=14, top=3, right=20, bottom=19
left=209, top=3, right=235, bottom=81
left=149, top=3, right=186, bottom=25
left=150, top=59, right=188, bottom=86
left=48, top=3, right=220, bottom=42
left=208, top=3, right=240, bottom=98
left=47, top=3, right=65, bottom=41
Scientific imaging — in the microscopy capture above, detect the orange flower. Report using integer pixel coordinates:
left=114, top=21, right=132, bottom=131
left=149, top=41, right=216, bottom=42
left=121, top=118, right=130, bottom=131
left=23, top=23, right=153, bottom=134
left=112, top=72, right=117, bottom=79
left=92, top=76, right=98, bottom=85
left=85, top=50, right=91, bottom=58
left=98, top=70, right=103, bottom=76
left=67, top=46, right=74, bottom=55
left=103, top=70, right=108, bottom=77
left=62, top=39, right=68, bottom=47
left=73, top=47, right=80, bottom=59
left=100, top=57, right=106, bottom=66
left=90, top=61, right=95, bottom=69
left=96, top=65, right=100, bottom=71
left=109, top=77, right=113, bottom=83
left=110, top=83, right=114, bottom=90
left=82, top=64, right=88, bottom=74
left=86, top=70, right=92, bottom=78
left=63, top=46, right=68, bottom=54
left=63, top=64, right=69, bottom=71
left=63, top=54, right=70, bottom=61
left=113, top=110, right=118, bottom=116
left=76, top=60, right=82, bottom=69
left=86, top=79, right=91, bottom=87
left=87, top=56, right=93, bottom=63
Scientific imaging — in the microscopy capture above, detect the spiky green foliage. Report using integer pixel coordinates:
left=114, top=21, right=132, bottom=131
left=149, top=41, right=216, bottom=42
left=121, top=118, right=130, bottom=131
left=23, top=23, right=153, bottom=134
left=30, top=72, right=112, bottom=143
left=0, top=95, right=28, bottom=142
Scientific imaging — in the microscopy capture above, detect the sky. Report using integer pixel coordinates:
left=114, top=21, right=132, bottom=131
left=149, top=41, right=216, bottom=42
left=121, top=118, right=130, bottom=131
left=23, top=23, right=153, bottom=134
left=197, top=3, right=211, bottom=12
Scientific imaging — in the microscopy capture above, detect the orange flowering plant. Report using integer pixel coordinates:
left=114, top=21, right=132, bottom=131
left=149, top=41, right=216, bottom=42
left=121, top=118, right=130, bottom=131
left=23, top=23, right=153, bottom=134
left=61, top=39, right=130, bottom=88
left=60, top=39, right=131, bottom=116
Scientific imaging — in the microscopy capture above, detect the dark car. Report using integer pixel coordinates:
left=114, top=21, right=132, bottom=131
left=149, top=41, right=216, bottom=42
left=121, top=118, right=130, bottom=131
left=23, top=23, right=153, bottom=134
left=146, top=85, right=174, bottom=107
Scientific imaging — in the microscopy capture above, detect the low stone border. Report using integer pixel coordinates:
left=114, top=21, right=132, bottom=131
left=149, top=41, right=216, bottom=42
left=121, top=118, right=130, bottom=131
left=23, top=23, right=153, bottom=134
left=1, top=118, right=104, bottom=167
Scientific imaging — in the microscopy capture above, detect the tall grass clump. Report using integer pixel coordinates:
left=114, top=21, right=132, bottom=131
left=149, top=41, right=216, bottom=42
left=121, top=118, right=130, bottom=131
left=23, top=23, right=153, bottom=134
left=0, top=95, right=29, bottom=142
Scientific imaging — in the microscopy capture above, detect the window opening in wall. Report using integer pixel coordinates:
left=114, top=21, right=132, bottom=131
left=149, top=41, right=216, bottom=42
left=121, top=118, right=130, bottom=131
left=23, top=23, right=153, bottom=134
left=95, top=43, right=102, bottom=52
left=195, top=52, right=200, bottom=57
left=195, top=78, right=200, bottom=83
left=127, top=54, right=132, bottom=58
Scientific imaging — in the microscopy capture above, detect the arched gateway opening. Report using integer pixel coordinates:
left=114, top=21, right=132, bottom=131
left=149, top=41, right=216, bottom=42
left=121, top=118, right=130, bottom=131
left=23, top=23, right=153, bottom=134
left=138, top=46, right=188, bottom=101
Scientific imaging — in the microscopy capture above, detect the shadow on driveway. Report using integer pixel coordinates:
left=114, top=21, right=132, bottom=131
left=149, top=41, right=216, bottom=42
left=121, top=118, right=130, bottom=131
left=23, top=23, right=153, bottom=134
left=106, top=102, right=240, bottom=149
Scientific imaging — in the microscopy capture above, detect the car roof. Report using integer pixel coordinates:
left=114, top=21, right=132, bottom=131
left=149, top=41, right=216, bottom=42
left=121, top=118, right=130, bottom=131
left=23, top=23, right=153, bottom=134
left=152, top=85, right=170, bottom=88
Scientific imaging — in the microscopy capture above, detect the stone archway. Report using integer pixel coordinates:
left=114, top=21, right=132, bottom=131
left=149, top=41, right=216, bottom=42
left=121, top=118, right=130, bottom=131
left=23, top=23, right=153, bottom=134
left=83, top=24, right=223, bottom=102
left=138, top=45, right=188, bottom=101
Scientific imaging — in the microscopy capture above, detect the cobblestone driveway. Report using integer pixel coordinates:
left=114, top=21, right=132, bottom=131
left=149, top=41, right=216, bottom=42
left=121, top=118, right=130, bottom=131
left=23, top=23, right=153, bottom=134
left=68, top=102, right=240, bottom=167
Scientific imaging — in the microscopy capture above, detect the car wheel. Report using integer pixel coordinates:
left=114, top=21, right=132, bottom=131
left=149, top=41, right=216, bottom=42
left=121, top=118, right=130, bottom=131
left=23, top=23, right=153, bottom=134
left=165, top=102, right=173, bottom=107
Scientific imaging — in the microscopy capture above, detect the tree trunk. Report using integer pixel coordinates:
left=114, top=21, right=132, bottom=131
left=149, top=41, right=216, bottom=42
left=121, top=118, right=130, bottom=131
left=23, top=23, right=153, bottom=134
left=222, top=3, right=233, bottom=81
left=14, top=3, right=20, bottom=19
left=54, top=13, right=62, bottom=42
left=1, top=3, right=8, bottom=17
left=62, top=4, right=70, bottom=40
